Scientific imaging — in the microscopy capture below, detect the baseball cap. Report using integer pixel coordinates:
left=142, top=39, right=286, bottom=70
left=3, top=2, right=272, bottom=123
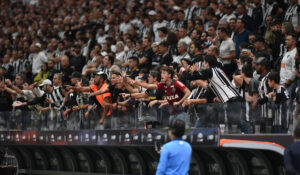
left=40, top=79, right=52, bottom=86
left=254, top=57, right=269, bottom=65
left=148, top=10, right=157, bottom=16
left=69, top=71, right=81, bottom=78
left=95, top=71, right=107, bottom=80
left=35, top=42, right=42, bottom=48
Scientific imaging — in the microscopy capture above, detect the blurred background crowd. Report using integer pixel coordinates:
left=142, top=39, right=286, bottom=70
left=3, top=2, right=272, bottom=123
left=0, top=0, right=300, bottom=133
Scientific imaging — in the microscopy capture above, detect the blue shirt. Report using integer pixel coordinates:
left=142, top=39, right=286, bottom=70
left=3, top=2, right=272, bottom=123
left=156, top=139, right=192, bottom=175
left=234, top=29, right=250, bottom=57
left=284, top=140, right=300, bottom=175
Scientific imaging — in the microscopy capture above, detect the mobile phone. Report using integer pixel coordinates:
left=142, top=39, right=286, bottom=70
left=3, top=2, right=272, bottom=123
left=155, top=141, right=161, bottom=152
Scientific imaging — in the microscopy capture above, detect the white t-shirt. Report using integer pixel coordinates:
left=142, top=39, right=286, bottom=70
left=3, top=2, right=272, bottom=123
left=219, top=38, right=235, bottom=64
left=32, top=51, right=48, bottom=74
left=152, top=20, right=168, bottom=42
left=116, top=51, right=125, bottom=61
left=280, top=47, right=297, bottom=85
left=178, top=36, right=192, bottom=45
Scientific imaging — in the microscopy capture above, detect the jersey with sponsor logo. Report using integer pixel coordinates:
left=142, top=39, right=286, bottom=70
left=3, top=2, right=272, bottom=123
left=157, top=80, right=186, bottom=105
left=157, top=80, right=186, bottom=115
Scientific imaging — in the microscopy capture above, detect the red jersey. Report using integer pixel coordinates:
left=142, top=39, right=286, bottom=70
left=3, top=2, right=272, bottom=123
left=157, top=80, right=186, bottom=114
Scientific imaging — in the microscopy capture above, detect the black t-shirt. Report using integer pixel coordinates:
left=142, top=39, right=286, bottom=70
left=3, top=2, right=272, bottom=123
left=69, top=55, right=86, bottom=73
left=160, top=53, right=173, bottom=66
left=139, top=48, right=154, bottom=70
left=145, top=89, right=164, bottom=101
left=108, top=85, right=129, bottom=103
left=0, top=91, right=13, bottom=111
left=191, top=54, right=203, bottom=64
left=127, top=68, right=139, bottom=80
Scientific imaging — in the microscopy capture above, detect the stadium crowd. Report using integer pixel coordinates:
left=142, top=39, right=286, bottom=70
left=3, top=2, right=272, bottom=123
left=0, top=0, right=300, bottom=133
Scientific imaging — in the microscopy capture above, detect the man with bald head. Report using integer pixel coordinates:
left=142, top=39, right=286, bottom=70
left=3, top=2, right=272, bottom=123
left=60, top=55, right=73, bottom=83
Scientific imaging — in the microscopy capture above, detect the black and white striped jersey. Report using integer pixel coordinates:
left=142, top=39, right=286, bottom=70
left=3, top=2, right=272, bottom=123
left=47, top=86, right=65, bottom=110
left=272, top=86, right=289, bottom=127
left=27, top=86, right=65, bottom=110
left=189, top=87, right=207, bottom=100
left=190, top=67, right=241, bottom=103
left=11, top=59, right=23, bottom=76
left=258, top=72, right=272, bottom=118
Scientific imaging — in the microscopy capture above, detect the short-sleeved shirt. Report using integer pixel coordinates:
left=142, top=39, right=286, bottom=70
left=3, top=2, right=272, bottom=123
left=245, top=78, right=259, bottom=96
left=108, top=85, right=129, bottom=103
left=157, top=80, right=187, bottom=115
left=274, top=86, right=289, bottom=104
left=219, top=38, right=235, bottom=64
left=157, top=80, right=186, bottom=105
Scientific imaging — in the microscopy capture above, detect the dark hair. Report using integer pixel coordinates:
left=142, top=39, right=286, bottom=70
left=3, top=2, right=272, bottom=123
left=208, top=24, right=217, bottom=30
left=237, top=3, right=246, bottom=10
left=204, top=54, right=219, bottom=67
left=288, top=33, right=298, bottom=42
left=193, top=29, right=202, bottom=36
left=268, top=72, right=280, bottom=84
left=143, top=37, right=151, bottom=43
left=108, top=55, right=114, bottom=65
left=294, top=125, right=300, bottom=138
left=128, top=56, right=139, bottom=64
left=150, top=71, right=161, bottom=82
left=160, top=66, right=175, bottom=78
left=159, top=41, right=169, bottom=48
left=242, top=64, right=253, bottom=78
left=169, top=118, right=185, bottom=138
left=229, top=18, right=236, bottom=22
left=240, top=55, right=252, bottom=65
left=233, top=69, right=241, bottom=75
left=167, top=32, right=178, bottom=45
left=192, top=40, right=202, bottom=51
left=238, top=18, right=247, bottom=26
left=217, top=27, right=227, bottom=34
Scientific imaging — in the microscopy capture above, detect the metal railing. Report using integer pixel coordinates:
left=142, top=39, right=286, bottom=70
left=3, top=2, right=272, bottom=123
left=0, top=100, right=294, bottom=134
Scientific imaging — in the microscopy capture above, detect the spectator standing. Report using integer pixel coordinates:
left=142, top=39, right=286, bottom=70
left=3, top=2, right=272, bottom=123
left=174, top=42, right=191, bottom=64
left=69, top=44, right=86, bottom=73
left=158, top=41, right=173, bottom=67
left=251, top=0, right=264, bottom=30
left=280, top=34, right=297, bottom=87
left=267, top=72, right=289, bottom=133
left=132, top=66, right=191, bottom=124
left=32, top=43, right=48, bottom=75
left=218, top=27, right=236, bottom=80
left=153, top=11, right=169, bottom=43
left=221, top=4, right=236, bottom=23
left=236, top=3, right=254, bottom=31
left=252, top=57, right=272, bottom=132
left=284, top=0, right=300, bottom=30
left=139, top=37, right=154, bottom=71
left=188, top=55, right=244, bottom=132
left=60, top=55, right=73, bottom=83
left=234, top=19, right=250, bottom=57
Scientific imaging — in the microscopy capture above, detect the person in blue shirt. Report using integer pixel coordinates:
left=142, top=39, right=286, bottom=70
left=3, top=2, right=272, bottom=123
left=156, top=118, right=192, bottom=175
left=234, top=18, right=250, bottom=57
left=284, top=125, right=300, bottom=175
